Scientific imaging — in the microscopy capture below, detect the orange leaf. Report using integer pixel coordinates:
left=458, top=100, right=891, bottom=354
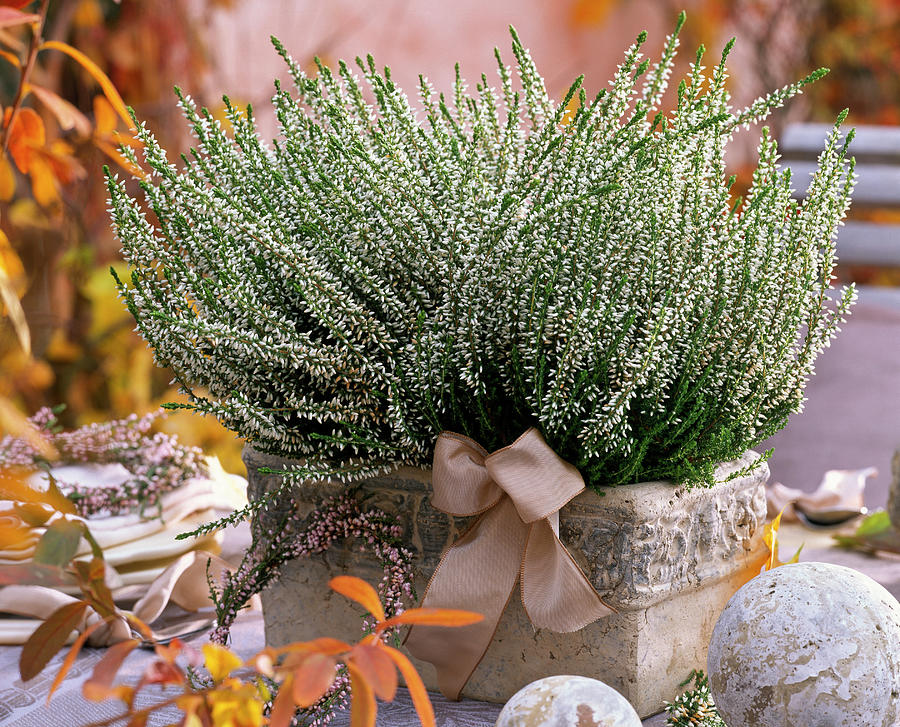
left=0, top=465, right=71, bottom=512
left=273, top=636, right=351, bottom=658
left=381, top=645, right=435, bottom=727
left=19, top=600, right=88, bottom=681
left=82, top=639, right=139, bottom=701
left=347, top=643, right=397, bottom=702
left=0, top=7, right=39, bottom=28
left=0, top=155, right=13, bottom=200
left=29, top=84, right=92, bottom=136
left=46, top=618, right=107, bottom=701
left=268, top=674, right=298, bottom=727
left=348, top=662, right=377, bottom=727
left=5, top=106, right=45, bottom=173
left=329, top=576, right=385, bottom=622
left=291, top=652, right=337, bottom=707
left=93, top=94, right=117, bottom=135
left=380, top=607, right=484, bottom=630
left=39, top=40, right=133, bottom=130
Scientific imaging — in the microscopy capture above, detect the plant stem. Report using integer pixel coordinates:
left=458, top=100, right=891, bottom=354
left=2, top=0, right=51, bottom=154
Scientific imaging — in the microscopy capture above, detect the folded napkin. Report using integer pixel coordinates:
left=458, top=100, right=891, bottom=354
left=0, top=456, right=250, bottom=645
left=766, top=467, right=876, bottom=521
left=0, top=456, right=246, bottom=562
left=0, top=550, right=228, bottom=646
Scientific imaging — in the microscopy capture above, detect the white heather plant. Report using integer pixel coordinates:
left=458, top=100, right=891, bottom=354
left=108, top=14, right=856, bottom=509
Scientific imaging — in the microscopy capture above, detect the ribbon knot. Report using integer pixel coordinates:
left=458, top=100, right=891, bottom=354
left=405, top=428, right=612, bottom=699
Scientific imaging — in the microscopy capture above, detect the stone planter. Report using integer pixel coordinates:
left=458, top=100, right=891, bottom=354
left=245, top=446, right=768, bottom=718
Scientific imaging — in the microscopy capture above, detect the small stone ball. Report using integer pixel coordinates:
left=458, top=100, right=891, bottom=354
left=494, top=675, right=641, bottom=727
left=707, top=562, right=900, bottom=727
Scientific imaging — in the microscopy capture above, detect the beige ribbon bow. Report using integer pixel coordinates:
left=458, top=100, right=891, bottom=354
left=404, top=428, right=613, bottom=699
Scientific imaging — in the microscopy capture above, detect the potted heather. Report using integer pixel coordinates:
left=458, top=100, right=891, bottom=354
left=108, top=14, right=855, bottom=717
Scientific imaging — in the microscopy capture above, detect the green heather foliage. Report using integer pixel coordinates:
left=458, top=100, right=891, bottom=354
left=108, top=15, right=855, bottom=494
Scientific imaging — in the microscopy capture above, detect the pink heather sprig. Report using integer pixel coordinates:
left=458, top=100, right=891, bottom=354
left=207, top=492, right=415, bottom=726
left=0, top=407, right=207, bottom=517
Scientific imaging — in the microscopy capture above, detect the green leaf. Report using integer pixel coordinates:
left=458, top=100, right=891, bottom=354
left=32, top=519, right=83, bottom=567
left=19, top=601, right=88, bottom=681
left=855, top=510, right=891, bottom=537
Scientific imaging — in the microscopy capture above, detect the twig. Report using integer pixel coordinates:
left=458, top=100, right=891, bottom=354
left=2, top=0, right=51, bottom=154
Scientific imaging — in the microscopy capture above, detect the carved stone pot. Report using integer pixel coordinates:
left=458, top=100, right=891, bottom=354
left=244, top=447, right=768, bottom=718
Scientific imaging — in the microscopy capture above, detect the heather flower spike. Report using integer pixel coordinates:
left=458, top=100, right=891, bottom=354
left=109, top=15, right=854, bottom=512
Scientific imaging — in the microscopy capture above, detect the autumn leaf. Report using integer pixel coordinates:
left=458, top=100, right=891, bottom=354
left=381, top=645, right=435, bottom=727
left=347, top=643, right=397, bottom=701
left=763, top=508, right=803, bottom=571
left=82, top=639, right=140, bottom=701
left=380, top=607, right=485, bottom=631
left=39, top=40, right=133, bottom=130
left=73, top=557, right=117, bottom=618
left=20, top=600, right=88, bottom=681
left=5, top=106, right=45, bottom=173
left=268, top=674, right=298, bottom=727
left=0, top=6, right=39, bottom=28
left=0, top=155, right=15, bottom=199
left=0, top=466, right=72, bottom=513
left=0, top=561, right=74, bottom=588
left=27, top=84, right=92, bottom=136
left=46, top=618, right=107, bottom=700
left=203, top=642, right=242, bottom=683
left=329, top=575, right=385, bottom=621
left=32, top=518, right=83, bottom=567
left=0, top=229, right=29, bottom=353
left=348, top=662, right=377, bottom=727
left=290, top=651, right=338, bottom=707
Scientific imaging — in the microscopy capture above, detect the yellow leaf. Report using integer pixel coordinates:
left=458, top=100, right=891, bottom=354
left=27, top=154, right=59, bottom=207
left=0, top=229, right=29, bottom=354
left=0, top=155, right=15, bottom=200
left=39, top=40, right=133, bottom=130
left=762, top=508, right=803, bottom=571
left=0, top=228, right=24, bottom=291
left=9, top=198, right=51, bottom=228
left=202, top=643, right=242, bottom=683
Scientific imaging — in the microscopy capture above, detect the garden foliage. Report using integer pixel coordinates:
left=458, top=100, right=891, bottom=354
left=108, top=15, right=856, bottom=491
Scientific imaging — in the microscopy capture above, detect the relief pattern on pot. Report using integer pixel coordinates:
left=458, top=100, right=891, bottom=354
left=245, top=448, right=767, bottom=611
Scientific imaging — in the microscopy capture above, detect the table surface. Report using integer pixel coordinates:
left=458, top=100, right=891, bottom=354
left=2, top=521, right=898, bottom=725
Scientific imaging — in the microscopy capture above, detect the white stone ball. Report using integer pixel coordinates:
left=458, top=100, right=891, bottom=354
left=494, top=675, right=641, bottom=727
left=707, top=562, right=900, bottom=727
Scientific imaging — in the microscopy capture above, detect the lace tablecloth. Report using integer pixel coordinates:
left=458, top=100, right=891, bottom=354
left=0, top=604, right=670, bottom=726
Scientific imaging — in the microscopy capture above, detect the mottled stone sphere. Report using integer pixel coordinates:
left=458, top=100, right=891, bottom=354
left=494, top=675, right=641, bottom=727
left=707, top=562, right=900, bottom=727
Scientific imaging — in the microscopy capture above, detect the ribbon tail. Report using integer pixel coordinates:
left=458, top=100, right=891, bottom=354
left=405, top=496, right=527, bottom=700
left=521, top=518, right=614, bottom=632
